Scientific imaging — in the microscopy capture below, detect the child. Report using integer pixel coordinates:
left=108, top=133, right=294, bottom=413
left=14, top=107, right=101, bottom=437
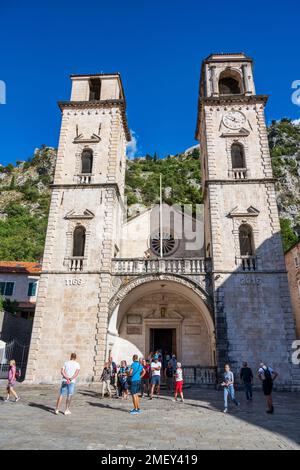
left=118, top=360, right=129, bottom=399
left=221, top=364, right=240, bottom=413
left=5, top=360, right=20, bottom=403
left=174, top=362, right=184, bottom=402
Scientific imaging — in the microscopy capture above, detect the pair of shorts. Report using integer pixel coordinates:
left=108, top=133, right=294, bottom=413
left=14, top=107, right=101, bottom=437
left=175, top=380, right=183, bottom=393
left=130, top=380, right=141, bottom=395
left=60, top=382, right=76, bottom=397
left=263, top=382, right=273, bottom=396
left=151, top=375, right=160, bottom=386
left=120, top=381, right=128, bottom=391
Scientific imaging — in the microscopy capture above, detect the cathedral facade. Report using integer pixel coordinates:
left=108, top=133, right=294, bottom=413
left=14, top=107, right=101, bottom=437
left=26, top=53, right=299, bottom=387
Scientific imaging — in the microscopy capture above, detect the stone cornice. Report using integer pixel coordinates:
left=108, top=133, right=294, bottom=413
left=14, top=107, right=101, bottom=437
left=58, top=99, right=131, bottom=142
left=201, top=94, right=268, bottom=106
left=205, top=178, right=276, bottom=187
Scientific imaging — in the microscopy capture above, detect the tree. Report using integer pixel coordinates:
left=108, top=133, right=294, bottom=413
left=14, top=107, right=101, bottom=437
left=280, top=218, right=298, bottom=252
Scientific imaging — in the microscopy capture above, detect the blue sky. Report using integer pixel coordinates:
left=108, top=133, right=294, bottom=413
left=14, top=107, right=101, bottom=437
left=0, top=0, right=300, bottom=165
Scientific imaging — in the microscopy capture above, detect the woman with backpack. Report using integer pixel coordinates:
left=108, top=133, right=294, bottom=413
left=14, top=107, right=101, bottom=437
left=118, top=360, right=129, bottom=399
left=5, top=360, right=20, bottom=402
left=258, top=362, right=278, bottom=414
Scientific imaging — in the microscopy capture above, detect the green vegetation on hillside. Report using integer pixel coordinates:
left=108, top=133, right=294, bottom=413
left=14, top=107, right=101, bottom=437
left=0, top=146, right=54, bottom=261
left=0, top=120, right=299, bottom=261
left=125, top=148, right=202, bottom=206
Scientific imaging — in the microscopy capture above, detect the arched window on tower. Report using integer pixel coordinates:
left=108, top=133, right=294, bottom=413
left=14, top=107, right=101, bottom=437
left=73, top=225, right=86, bottom=257
left=231, top=143, right=245, bottom=169
left=239, top=224, right=256, bottom=270
left=81, top=149, right=93, bottom=174
left=219, top=71, right=242, bottom=95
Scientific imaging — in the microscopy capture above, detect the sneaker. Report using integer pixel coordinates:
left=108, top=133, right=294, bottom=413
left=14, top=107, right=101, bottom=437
left=130, top=409, right=138, bottom=415
left=54, top=409, right=60, bottom=415
left=4, top=398, right=10, bottom=403
left=15, top=397, right=20, bottom=403
left=173, top=399, right=178, bottom=402
left=223, top=408, right=228, bottom=413
left=136, top=409, right=141, bottom=414
left=64, top=409, right=72, bottom=416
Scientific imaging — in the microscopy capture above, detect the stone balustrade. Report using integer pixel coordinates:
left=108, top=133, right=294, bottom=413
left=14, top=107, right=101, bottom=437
left=77, top=174, right=92, bottom=184
left=112, top=257, right=208, bottom=275
left=231, top=168, right=247, bottom=180
left=237, top=255, right=257, bottom=271
left=182, top=366, right=217, bottom=385
left=68, top=257, right=84, bottom=272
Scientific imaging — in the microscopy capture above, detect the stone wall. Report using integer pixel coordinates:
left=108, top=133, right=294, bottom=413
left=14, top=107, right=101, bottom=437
left=285, top=242, right=300, bottom=339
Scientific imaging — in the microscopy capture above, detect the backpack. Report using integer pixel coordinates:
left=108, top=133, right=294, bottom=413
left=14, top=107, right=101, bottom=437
left=263, top=367, right=273, bottom=384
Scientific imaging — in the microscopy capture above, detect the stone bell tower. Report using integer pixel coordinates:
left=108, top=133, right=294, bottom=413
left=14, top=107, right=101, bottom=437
left=26, top=73, right=131, bottom=383
left=196, top=53, right=298, bottom=386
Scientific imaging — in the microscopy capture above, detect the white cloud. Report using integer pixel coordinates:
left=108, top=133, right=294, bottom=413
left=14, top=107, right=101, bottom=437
left=126, top=130, right=139, bottom=159
left=292, top=118, right=300, bottom=126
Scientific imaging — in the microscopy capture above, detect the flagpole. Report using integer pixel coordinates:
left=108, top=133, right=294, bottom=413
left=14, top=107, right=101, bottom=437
left=160, top=174, right=163, bottom=258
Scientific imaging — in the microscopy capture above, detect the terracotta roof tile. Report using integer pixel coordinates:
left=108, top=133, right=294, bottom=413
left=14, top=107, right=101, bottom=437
left=0, top=261, right=42, bottom=274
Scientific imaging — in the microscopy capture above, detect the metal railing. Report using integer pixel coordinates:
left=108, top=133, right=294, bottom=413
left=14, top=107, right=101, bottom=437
left=112, top=258, right=208, bottom=275
left=0, top=339, right=30, bottom=381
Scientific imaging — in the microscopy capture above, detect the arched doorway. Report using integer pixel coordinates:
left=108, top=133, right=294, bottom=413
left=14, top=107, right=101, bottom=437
left=107, top=277, right=216, bottom=368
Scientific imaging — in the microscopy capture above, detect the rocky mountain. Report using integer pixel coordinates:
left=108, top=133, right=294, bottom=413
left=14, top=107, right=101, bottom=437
left=0, top=119, right=299, bottom=261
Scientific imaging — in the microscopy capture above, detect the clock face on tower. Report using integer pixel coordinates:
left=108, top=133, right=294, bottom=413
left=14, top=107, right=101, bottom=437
left=223, top=111, right=246, bottom=130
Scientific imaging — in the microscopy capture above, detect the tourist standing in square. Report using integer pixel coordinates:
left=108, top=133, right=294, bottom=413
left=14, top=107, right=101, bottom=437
left=55, top=353, right=80, bottom=415
left=100, top=362, right=112, bottom=398
left=150, top=354, right=162, bottom=399
left=174, top=362, right=184, bottom=402
left=165, top=361, right=174, bottom=394
left=258, top=362, right=278, bottom=414
left=118, top=360, right=129, bottom=399
left=141, top=359, right=151, bottom=398
left=129, top=354, right=145, bottom=414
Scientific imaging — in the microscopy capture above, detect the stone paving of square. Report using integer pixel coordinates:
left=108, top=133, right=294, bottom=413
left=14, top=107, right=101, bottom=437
left=0, top=383, right=300, bottom=450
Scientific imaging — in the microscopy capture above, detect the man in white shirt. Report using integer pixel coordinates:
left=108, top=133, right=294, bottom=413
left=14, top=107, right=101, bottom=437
left=55, top=353, right=80, bottom=416
left=150, top=355, right=162, bottom=399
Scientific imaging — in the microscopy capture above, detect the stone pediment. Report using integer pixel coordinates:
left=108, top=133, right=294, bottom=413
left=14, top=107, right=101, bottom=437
left=65, top=209, right=95, bottom=220
left=227, top=205, right=260, bottom=218
left=73, top=133, right=101, bottom=144
left=144, top=309, right=184, bottom=320
left=220, top=127, right=250, bottom=138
